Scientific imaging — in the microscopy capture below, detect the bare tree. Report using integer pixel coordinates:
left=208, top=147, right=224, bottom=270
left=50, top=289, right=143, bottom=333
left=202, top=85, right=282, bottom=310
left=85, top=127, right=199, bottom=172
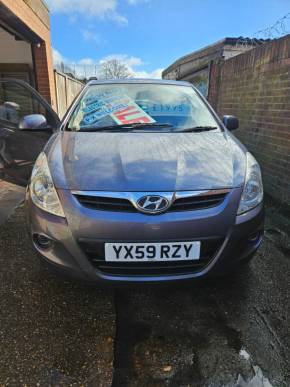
left=99, top=59, right=133, bottom=79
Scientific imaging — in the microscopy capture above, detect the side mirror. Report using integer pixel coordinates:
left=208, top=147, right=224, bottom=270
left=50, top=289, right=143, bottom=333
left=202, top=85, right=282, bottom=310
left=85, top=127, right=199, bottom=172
left=223, top=115, right=239, bottom=131
left=18, top=114, right=51, bottom=132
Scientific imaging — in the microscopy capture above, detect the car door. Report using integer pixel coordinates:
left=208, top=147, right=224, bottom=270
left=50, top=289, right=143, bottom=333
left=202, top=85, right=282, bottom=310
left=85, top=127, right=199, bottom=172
left=0, top=78, right=60, bottom=185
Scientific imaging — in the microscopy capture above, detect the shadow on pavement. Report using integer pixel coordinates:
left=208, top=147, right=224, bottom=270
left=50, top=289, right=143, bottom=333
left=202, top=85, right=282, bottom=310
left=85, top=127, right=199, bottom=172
left=112, top=237, right=290, bottom=387
left=0, top=206, right=115, bottom=386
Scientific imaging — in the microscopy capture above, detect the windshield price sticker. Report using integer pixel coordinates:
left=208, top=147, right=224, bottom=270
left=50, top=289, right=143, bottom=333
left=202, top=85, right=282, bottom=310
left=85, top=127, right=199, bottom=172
left=144, top=103, right=191, bottom=116
left=81, top=92, right=155, bottom=126
left=111, top=101, right=156, bottom=125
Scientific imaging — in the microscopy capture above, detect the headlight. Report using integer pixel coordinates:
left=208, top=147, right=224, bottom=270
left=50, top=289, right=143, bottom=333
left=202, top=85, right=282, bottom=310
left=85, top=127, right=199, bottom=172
left=30, top=152, right=65, bottom=217
left=238, top=152, right=263, bottom=215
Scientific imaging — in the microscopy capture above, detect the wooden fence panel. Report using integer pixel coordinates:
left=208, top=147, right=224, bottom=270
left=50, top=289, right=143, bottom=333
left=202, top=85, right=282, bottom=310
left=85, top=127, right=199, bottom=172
left=54, top=70, right=84, bottom=118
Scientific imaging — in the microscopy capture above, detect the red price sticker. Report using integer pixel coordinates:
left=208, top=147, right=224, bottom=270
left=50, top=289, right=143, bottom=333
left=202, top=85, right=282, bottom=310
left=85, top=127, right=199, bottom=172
left=111, top=101, right=155, bottom=125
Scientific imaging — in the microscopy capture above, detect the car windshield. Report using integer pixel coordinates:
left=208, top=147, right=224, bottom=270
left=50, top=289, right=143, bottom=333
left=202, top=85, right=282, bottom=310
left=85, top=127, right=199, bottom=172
left=67, top=83, right=220, bottom=132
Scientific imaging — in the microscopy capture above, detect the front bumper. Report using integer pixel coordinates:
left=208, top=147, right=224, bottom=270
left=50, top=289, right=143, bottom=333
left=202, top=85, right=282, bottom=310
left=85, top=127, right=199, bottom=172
left=26, top=187, right=264, bottom=285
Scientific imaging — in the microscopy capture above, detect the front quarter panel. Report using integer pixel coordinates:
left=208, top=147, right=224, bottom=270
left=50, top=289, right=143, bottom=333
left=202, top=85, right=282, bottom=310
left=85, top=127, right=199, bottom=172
left=226, top=132, right=247, bottom=188
left=44, top=132, right=70, bottom=190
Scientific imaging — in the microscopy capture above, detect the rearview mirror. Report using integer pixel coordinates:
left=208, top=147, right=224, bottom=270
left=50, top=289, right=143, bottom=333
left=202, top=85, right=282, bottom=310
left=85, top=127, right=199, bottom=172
left=19, top=114, right=51, bottom=132
left=223, top=115, right=239, bottom=131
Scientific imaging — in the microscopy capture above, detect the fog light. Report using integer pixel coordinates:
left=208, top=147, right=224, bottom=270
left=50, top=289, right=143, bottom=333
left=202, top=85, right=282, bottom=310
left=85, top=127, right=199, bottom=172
left=248, top=232, right=260, bottom=242
left=33, top=234, right=53, bottom=250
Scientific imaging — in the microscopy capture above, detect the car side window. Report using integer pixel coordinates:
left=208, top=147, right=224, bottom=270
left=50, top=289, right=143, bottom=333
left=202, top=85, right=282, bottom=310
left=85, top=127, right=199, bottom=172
left=0, top=81, right=56, bottom=128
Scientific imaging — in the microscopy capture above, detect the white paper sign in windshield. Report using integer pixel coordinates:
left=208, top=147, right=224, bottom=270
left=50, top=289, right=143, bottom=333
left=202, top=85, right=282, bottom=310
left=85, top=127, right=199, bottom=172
left=81, top=88, right=155, bottom=126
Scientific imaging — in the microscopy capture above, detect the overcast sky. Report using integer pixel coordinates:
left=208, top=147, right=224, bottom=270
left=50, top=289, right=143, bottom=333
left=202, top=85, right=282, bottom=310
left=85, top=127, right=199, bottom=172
left=47, top=0, right=290, bottom=78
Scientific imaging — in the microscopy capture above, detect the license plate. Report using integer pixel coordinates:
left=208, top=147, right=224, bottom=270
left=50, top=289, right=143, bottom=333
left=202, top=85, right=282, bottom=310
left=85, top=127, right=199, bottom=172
left=105, top=241, right=200, bottom=262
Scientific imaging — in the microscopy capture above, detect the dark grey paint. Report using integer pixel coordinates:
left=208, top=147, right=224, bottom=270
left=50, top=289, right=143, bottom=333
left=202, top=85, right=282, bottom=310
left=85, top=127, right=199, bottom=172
left=0, top=77, right=263, bottom=284
left=19, top=114, right=49, bottom=130
left=0, top=79, right=60, bottom=185
left=47, top=131, right=247, bottom=191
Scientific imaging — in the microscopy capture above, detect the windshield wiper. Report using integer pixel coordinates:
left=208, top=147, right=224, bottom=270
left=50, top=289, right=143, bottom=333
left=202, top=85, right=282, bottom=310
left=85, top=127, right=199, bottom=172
left=78, top=122, right=174, bottom=132
left=178, top=126, right=218, bottom=133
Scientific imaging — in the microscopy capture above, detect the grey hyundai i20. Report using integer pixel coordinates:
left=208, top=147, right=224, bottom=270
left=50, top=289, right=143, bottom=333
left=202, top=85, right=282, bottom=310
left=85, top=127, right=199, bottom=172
left=0, top=78, right=264, bottom=284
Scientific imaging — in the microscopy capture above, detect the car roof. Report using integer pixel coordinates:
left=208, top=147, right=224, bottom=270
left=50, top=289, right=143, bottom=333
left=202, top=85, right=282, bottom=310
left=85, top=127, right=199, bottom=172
left=87, top=78, right=192, bottom=87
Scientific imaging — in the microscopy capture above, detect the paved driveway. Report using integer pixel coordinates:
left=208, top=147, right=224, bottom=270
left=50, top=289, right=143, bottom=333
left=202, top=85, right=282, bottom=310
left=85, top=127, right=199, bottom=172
left=0, top=204, right=289, bottom=386
left=0, top=179, right=24, bottom=226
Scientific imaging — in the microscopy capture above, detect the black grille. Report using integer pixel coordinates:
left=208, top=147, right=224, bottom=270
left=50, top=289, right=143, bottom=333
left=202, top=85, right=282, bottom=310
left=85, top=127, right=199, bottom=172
left=78, top=238, right=224, bottom=277
left=74, top=192, right=227, bottom=213
left=170, top=193, right=227, bottom=212
left=74, top=195, right=135, bottom=212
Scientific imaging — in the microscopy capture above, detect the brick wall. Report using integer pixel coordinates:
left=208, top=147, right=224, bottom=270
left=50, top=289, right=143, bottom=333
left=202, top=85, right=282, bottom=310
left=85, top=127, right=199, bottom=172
left=209, top=35, right=290, bottom=203
left=33, top=42, right=51, bottom=103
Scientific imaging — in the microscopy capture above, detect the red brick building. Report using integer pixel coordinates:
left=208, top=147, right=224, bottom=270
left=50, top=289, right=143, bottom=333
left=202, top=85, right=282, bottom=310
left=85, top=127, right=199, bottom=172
left=162, top=38, right=258, bottom=97
left=0, top=0, right=56, bottom=108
